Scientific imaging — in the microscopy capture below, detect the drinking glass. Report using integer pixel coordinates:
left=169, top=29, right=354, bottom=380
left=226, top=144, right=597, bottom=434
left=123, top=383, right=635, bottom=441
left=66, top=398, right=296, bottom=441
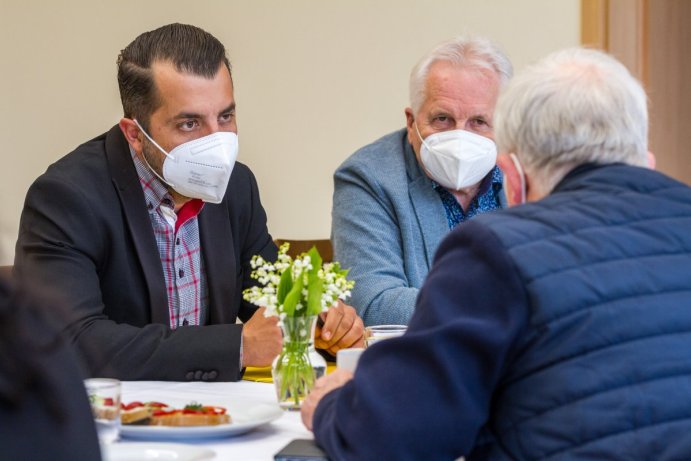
left=365, top=325, right=407, bottom=347
left=84, top=378, right=121, bottom=444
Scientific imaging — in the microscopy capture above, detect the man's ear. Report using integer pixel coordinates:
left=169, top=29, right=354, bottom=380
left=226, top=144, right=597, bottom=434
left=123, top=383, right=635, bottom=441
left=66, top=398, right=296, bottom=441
left=118, top=118, right=143, bottom=154
left=647, top=151, right=656, bottom=169
left=404, top=107, right=415, bottom=146
left=497, top=153, right=522, bottom=207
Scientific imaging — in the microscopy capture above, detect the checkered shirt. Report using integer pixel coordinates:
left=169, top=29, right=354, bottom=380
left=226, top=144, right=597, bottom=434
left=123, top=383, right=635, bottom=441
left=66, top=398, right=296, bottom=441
left=130, top=149, right=208, bottom=328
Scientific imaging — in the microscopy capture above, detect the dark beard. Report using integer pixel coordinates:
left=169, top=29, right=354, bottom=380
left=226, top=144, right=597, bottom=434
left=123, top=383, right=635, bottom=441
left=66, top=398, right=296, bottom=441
left=140, top=140, right=191, bottom=204
left=141, top=140, right=166, bottom=180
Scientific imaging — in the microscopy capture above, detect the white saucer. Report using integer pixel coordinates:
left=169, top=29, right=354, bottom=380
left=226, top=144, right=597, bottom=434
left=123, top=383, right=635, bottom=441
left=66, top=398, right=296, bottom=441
left=103, top=442, right=215, bottom=461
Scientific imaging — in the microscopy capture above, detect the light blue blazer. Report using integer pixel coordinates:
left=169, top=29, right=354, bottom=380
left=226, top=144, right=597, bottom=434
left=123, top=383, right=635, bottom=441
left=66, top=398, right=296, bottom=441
left=332, top=129, right=506, bottom=325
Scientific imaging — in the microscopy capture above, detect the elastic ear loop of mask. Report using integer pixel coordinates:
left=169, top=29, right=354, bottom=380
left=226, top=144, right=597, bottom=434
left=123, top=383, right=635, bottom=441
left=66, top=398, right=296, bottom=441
left=133, top=119, right=176, bottom=188
left=414, top=122, right=433, bottom=152
left=509, top=153, right=526, bottom=204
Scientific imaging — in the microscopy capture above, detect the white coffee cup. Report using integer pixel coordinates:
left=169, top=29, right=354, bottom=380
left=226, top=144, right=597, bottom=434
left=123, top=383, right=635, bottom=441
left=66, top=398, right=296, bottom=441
left=365, top=324, right=407, bottom=348
left=336, top=347, right=365, bottom=373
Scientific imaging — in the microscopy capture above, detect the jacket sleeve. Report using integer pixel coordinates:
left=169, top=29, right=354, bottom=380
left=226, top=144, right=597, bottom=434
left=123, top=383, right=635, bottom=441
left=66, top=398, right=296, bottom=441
left=331, top=161, right=419, bottom=326
left=313, top=222, right=530, bottom=460
left=15, top=171, right=247, bottom=381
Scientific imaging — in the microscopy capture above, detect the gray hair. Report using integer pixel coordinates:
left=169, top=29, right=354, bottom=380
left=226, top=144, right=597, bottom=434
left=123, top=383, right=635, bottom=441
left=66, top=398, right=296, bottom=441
left=409, top=35, right=513, bottom=113
left=494, top=47, right=649, bottom=192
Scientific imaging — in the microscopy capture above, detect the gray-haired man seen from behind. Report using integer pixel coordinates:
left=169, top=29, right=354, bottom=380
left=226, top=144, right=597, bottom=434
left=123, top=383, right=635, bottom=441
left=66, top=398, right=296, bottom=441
left=302, top=47, right=691, bottom=460
left=331, top=36, right=512, bottom=326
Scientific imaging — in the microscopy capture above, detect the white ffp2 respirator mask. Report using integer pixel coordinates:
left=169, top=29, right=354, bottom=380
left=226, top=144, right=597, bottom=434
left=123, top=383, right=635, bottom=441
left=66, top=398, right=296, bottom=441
left=416, top=124, right=497, bottom=190
left=134, top=120, right=238, bottom=204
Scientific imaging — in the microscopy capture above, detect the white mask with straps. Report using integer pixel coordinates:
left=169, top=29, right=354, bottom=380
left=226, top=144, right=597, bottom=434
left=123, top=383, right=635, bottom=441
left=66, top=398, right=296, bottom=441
left=134, top=119, right=238, bottom=204
left=415, top=123, right=497, bottom=190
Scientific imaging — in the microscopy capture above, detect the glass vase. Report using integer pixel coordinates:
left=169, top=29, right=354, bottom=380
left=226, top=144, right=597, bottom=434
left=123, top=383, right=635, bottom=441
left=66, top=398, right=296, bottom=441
left=272, top=315, right=326, bottom=410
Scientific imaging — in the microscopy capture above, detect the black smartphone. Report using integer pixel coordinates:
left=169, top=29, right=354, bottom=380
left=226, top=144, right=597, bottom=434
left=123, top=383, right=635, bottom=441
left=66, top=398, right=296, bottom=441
left=274, top=438, right=330, bottom=461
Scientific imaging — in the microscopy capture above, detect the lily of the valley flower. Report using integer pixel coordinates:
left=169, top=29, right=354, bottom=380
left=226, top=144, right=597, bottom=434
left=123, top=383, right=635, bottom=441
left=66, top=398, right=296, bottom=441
left=243, top=243, right=354, bottom=319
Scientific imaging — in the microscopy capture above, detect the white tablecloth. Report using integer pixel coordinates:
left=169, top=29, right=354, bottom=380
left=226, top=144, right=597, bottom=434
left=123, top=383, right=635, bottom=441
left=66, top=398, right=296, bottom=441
left=115, top=380, right=313, bottom=460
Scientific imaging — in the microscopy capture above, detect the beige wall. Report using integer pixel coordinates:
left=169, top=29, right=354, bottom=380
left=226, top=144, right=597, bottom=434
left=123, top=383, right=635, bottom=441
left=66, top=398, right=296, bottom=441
left=0, top=0, right=579, bottom=264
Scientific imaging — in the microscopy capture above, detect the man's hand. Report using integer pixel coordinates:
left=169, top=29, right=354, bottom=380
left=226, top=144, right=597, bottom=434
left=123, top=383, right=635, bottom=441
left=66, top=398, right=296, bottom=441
left=314, top=301, right=365, bottom=355
left=301, top=368, right=353, bottom=431
left=241, top=307, right=282, bottom=367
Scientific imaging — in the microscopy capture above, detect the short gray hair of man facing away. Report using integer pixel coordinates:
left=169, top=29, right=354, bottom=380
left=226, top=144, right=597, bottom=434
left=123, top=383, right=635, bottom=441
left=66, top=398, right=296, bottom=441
left=409, top=35, right=514, bottom=114
left=494, top=47, right=649, bottom=194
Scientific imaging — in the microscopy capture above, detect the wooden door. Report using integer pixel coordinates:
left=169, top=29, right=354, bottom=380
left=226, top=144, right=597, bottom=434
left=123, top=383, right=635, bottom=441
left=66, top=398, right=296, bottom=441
left=581, top=0, right=691, bottom=185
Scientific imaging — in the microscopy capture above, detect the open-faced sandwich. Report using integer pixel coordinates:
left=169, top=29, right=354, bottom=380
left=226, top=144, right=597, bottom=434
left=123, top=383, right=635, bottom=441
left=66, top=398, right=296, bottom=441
left=121, top=401, right=231, bottom=426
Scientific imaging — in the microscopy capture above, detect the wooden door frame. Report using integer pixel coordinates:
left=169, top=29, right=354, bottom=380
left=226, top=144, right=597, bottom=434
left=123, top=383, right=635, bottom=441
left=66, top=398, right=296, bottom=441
left=581, top=0, right=609, bottom=50
left=581, top=0, right=648, bottom=86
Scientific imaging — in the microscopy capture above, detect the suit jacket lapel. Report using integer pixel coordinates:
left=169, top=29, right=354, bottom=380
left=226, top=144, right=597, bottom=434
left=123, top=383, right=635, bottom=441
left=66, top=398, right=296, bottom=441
left=404, top=140, right=449, bottom=267
left=105, top=125, right=169, bottom=325
left=199, top=202, right=236, bottom=324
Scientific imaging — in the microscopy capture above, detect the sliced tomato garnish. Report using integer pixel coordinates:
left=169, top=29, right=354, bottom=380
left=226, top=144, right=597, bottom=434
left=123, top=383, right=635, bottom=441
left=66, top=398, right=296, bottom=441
left=122, top=401, right=144, bottom=411
left=203, top=406, right=226, bottom=415
left=146, top=402, right=227, bottom=417
left=146, top=402, right=168, bottom=408
left=182, top=408, right=204, bottom=415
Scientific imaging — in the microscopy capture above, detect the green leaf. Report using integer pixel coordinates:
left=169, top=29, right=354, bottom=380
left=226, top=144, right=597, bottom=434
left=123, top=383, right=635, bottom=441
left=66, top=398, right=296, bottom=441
left=184, top=402, right=203, bottom=411
left=306, top=276, right=323, bottom=316
left=307, top=246, right=322, bottom=272
left=282, top=269, right=304, bottom=317
left=306, top=246, right=324, bottom=316
left=276, top=262, right=294, bottom=305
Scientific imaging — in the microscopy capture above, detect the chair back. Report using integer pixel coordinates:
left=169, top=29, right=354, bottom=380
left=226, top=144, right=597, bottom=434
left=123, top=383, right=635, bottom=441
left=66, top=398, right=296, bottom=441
left=274, top=239, right=333, bottom=263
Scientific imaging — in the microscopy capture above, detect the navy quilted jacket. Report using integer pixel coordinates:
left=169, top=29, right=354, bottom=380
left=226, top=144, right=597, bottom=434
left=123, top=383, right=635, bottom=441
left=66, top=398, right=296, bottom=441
left=314, top=163, right=691, bottom=461
left=474, top=163, right=691, bottom=460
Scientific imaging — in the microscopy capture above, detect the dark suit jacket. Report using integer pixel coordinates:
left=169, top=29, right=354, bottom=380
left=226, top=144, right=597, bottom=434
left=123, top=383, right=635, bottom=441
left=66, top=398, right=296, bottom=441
left=1, top=276, right=102, bottom=461
left=15, top=125, right=277, bottom=381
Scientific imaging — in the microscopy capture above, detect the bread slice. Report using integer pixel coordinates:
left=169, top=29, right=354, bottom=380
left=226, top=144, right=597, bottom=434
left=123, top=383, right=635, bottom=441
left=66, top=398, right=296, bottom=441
left=121, top=406, right=152, bottom=425
left=151, top=412, right=231, bottom=426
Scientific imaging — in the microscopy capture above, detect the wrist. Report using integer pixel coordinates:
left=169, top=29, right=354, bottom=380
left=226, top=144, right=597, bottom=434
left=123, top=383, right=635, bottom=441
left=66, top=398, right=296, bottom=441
left=239, top=332, right=245, bottom=368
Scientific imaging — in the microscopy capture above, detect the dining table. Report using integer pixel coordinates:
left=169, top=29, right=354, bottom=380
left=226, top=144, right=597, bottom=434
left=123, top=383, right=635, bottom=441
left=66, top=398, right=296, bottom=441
left=105, top=365, right=333, bottom=461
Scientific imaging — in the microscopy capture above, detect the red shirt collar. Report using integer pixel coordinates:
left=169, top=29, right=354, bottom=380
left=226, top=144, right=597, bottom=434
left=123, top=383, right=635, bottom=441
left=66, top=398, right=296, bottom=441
left=175, top=199, right=205, bottom=233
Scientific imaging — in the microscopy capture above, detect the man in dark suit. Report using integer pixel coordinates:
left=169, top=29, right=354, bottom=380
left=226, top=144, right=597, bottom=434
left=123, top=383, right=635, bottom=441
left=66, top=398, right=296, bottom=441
left=301, top=48, right=691, bottom=459
left=1, top=274, right=102, bottom=460
left=15, top=23, right=363, bottom=381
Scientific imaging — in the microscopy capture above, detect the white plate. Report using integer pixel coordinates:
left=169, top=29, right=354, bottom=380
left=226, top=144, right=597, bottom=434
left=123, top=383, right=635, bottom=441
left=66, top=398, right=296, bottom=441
left=103, top=442, right=215, bottom=461
left=120, top=402, right=282, bottom=441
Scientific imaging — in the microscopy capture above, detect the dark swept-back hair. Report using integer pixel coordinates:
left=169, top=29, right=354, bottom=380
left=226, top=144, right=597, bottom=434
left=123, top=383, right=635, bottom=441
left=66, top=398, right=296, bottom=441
left=116, top=23, right=232, bottom=126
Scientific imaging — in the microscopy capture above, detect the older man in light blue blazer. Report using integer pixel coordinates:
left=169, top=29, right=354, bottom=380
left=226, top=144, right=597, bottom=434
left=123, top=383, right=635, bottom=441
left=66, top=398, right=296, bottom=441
left=332, top=36, right=511, bottom=326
